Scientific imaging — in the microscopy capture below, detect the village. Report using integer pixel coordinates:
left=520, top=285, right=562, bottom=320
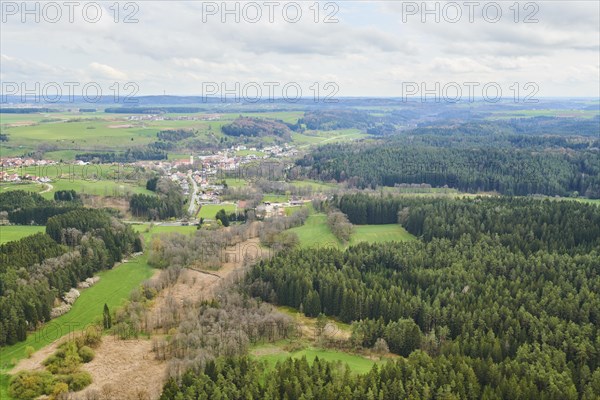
left=0, top=142, right=307, bottom=220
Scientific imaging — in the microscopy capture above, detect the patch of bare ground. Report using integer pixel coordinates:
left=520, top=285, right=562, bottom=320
left=73, top=338, right=164, bottom=400
left=73, top=235, right=267, bottom=400
left=5, top=121, right=35, bottom=127
left=108, top=124, right=135, bottom=129
left=84, top=196, right=131, bottom=216
left=12, top=339, right=65, bottom=374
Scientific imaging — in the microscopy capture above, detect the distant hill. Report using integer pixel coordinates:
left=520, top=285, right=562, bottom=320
left=221, top=117, right=292, bottom=139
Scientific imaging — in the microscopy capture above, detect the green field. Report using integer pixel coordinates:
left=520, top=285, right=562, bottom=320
left=0, top=255, right=154, bottom=397
left=263, top=194, right=290, bottom=203
left=48, top=178, right=152, bottom=199
left=292, top=129, right=369, bottom=146
left=251, top=343, right=380, bottom=374
left=289, top=214, right=416, bottom=249
left=224, top=178, right=250, bottom=188
left=289, top=180, right=337, bottom=191
left=0, top=226, right=45, bottom=244
left=131, top=223, right=198, bottom=238
left=236, top=149, right=266, bottom=157
left=0, top=182, right=44, bottom=194
left=0, top=162, right=152, bottom=199
left=350, top=224, right=416, bottom=245
left=198, top=203, right=237, bottom=219
left=289, top=214, right=340, bottom=249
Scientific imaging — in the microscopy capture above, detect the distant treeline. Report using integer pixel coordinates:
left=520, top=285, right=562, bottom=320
left=298, top=136, right=600, bottom=198
left=75, top=148, right=167, bottom=163
left=0, top=108, right=56, bottom=113
left=409, top=117, right=600, bottom=138
left=221, top=117, right=293, bottom=139
left=299, top=109, right=376, bottom=131
left=0, top=206, right=142, bottom=345
left=104, top=107, right=204, bottom=113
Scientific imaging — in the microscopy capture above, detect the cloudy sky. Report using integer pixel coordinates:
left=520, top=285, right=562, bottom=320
left=1, top=1, right=599, bottom=98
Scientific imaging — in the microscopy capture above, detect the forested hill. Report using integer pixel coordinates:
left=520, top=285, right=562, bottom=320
left=297, top=135, right=600, bottom=198
left=243, top=193, right=600, bottom=399
left=336, top=194, right=600, bottom=254
left=221, top=117, right=293, bottom=139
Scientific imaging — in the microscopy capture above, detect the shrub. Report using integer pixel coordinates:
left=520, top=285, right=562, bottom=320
left=25, top=345, right=35, bottom=358
left=78, top=346, right=95, bottom=363
left=8, top=371, right=55, bottom=400
left=68, top=371, right=92, bottom=391
left=44, top=341, right=81, bottom=374
left=81, top=326, right=102, bottom=348
left=52, top=382, right=69, bottom=397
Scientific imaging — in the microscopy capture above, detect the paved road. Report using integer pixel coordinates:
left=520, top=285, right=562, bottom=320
left=187, top=173, right=199, bottom=216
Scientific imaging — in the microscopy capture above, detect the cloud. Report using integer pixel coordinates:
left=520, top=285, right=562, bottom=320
left=0, top=1, right=597, bottom=97
left=89, top=62, right=127, bottom=81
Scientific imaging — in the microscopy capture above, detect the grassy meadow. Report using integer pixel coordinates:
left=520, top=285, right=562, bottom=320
left=0, top=226, right=46, bottom=244
left=198, top=203, right=237, bottom=219
left=251, top=343, right=380, bottom=374
left=289, top=214, right=416, bottom=249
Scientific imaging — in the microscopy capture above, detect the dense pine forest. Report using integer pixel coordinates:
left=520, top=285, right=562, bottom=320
left=297, top=131, right=600, bottom=198
left=163, top=342, right=600, bottom=400
left=240, top=196, right=600, bottom=399
left=337, top=194, right=600, bottom=254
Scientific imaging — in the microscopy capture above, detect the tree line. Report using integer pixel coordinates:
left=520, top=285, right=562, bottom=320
left=76, top=148, right=167, bottom=163
left=162, top=351, right=600, bottom=400
left=297, top=136, right=600, bottom=198
left=0, top=190, right=80, bottom=225
left=336, top=194, right=600, bottom=255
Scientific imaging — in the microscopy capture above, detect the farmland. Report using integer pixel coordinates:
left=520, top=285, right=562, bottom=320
left=198, top=203, right=237, bottom=219
left=1, top=110, right=368, bottom=162
left=349, top=224, right=416, bottom=245
left=289, top=214, right=416, bottom=249
left=131, top=223, right=198, bottom=237
left=0, top=225, right=45, bottom=244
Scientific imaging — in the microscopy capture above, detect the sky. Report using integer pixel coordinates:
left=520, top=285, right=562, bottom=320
left=1, top=1, right=599, bottom=99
